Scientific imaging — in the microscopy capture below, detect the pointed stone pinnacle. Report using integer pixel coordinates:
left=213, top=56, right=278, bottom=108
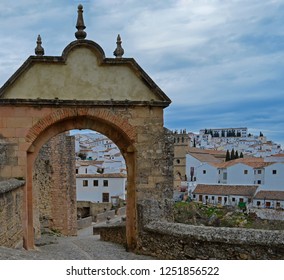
left=75, top=4, right=87, bottom=39
left=35, top=35, right=44, bottom=56
left=113, top=34, right=124, bottom=58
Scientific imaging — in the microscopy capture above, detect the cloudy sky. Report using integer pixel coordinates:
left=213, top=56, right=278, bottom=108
left=0, top=0, right=283, bottom=146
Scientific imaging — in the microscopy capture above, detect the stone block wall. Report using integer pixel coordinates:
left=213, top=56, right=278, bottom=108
left=0, top=179, right=25, bottom=247
left=33, top=133, right=77, bottom=237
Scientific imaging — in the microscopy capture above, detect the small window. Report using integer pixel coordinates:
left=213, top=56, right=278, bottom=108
left=272, top=170, right=277, bottom=175
left=232, top=197, right=235, bottom=202
left=244, top=170, right=248, bottom=174
left=257, top=201, right=261, bottom=206
left=203, top=170, right=206, bottom=174
left=76, top=169, right=78, bottom=174
left=239, top=198, right=244, bottom=203
left=257, top=170, right=262, bottom=174
left=257, top=180, right=261, bottom=184
left=176, top=159, right=180, bottom=164
left=103, top=180, right=108, bottom=187
left=102, top=193, right=109, bottom=202
left=83, top=180, right=88, bottom=187
left=211, top=196, right=215, bottom=200
left=85, top=168, right=88, bottom=174
left=205, top=196, right=208, bottom=200
left=218, top=170, right=221, bottom=174
left=93, top=180, right=98, bottom=187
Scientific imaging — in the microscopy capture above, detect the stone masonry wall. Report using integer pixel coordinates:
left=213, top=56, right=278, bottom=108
left=33, top=133, right=77, bottom=237
left=137, top=221, right=284, bottom=259
left=0, top=179, right=25, bottom=247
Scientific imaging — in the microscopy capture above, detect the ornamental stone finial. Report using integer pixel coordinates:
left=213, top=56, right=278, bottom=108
left=113, top=34, right=124, bottom=58
left=75, top=4, right=87, bottom=39
left=35, top=35, right=44, bottom=56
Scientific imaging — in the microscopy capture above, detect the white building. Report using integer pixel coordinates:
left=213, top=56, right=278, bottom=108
left=192, top=184, right=258, bottom=206
left=263, top=163, right=284, bottom=190
left=186, top=147, right=224, bottom=183
left=199, top=127, right=247, bottom=138
left=76, top=173, right=127, bottom=203
left=187, top=149, right=284, bottom=193
left=253, top=191, right=284, bottom=209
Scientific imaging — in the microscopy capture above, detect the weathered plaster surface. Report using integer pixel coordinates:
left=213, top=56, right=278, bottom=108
left=2, top=47, right=160, bottom=102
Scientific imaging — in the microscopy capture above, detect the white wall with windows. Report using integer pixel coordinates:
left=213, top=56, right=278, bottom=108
left=226, top=164, right=254, bottom=185
left=264, top=163, right=284, bottom=190
left=195, top=163, right=218, bottom=184
left=76, top=174, right=126, bottom=203
left=192, top=193, right=250, bottom=207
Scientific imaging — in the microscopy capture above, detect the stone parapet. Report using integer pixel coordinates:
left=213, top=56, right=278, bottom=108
left=93, top=221, right=126, bottom=246
left=0, top=179, right=25, bottom=194
left=137, top=221, right=284, bottom=259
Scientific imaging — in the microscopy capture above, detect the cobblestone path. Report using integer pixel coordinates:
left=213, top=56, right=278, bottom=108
left=0, top=226, right=154, bottom=260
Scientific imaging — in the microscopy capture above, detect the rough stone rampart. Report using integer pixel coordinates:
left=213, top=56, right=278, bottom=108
left=33, top=133, right=77, bottom=237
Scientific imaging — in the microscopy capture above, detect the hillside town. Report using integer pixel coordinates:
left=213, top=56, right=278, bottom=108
left=75, top=127, right=284, bottom=215
left=173, top=127, right=284, bottom=214
left=75, top=133, right=127, bottom=204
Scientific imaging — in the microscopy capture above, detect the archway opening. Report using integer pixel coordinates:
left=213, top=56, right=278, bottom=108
left=24, top=115, right=137, bottom=251
left=32, top=129, right=128, bottom=240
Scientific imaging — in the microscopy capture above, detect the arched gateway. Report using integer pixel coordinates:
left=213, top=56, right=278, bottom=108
left=0, top=5, right=172, bottom=250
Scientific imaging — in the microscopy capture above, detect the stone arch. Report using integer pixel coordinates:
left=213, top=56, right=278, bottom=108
left=24, top=108, right=137, bottom=250
left=26, top=108, right=136, bottom=145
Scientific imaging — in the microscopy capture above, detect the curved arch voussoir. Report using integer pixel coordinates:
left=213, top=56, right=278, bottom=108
left=25, top=108, right=136, bottom=144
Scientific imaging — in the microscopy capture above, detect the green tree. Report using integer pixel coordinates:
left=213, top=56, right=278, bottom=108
left=235, top=150, right=239, bottom=159
left=231, top=149, right=235, bottom=160
left=240, top=152, right=244, bottom=158
left=226, top=150, right=231, bottom=161
left=260, top=131, right=264, bottom=137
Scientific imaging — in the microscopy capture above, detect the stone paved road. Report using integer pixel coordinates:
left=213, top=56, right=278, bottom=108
left=0, top=226, right=155, bottom=260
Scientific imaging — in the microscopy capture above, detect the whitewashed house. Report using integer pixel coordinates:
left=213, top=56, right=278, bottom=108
left=192, top=184, right=258, bottom=206
left=225, top=163, right=254, bottom=185
left=253, top=191, right=284, bottom=209
left=263, top=163, right=284, bottom=191
left=186, top=148, right=223, bottom=183
left=265, top=154, right=284, bottom=163
left=76, top=173, right=127, bottom=203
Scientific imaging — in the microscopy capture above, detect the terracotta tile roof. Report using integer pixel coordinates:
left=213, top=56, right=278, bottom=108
left=193, top=184, right=258, bottom=197
left=254, top=191, right=284, bottom=200
left=76, top=173, right=127, bottom=178
left=271, top=153, right=284, bottom=157
left=77, top=160, right=104, bottom=166
left=216, top=157, right=269, bottom=169
left=187, top=148, right=224, bottom=163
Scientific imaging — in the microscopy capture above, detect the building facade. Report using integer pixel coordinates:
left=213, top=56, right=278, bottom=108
left=76, top=173, right=127, bottom=203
